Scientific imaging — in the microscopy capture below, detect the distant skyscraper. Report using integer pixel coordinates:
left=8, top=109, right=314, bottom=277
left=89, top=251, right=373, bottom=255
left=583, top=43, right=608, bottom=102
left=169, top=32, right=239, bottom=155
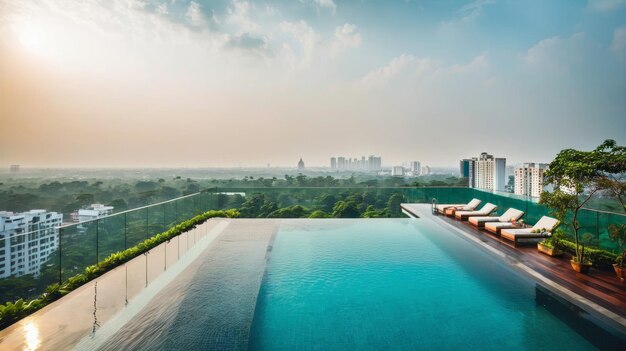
left=297, top=158, right=305, bottom=170
left=421, top=166, right=431, bottom=175
left=514, top=163, right=549, bottom=197
left=331, top=155, right=381, bottom=171
left=471, top=152, right=506, bottom=191
left=9, top=165, right=19, bottom=174
left=410, top=161, right=421, bottom=174
left=337, top=157, right=346, bottom=170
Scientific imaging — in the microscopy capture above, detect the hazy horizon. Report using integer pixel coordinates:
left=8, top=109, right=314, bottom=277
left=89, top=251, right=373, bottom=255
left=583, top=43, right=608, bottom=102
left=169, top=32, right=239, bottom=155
left=1, top=0, right=625, bottom=168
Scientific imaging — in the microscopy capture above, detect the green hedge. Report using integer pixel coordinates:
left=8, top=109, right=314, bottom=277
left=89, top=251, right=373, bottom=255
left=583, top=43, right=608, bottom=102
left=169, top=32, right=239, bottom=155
left=0, top=209, right=239, bottom=330
left=557, top=240, right=618, bottom=269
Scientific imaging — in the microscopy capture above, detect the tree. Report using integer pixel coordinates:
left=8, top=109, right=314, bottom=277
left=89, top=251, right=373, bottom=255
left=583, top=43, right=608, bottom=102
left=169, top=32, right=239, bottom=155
left=540, top=139, right=626, bottom=264
left=309, top=210, right=330, bottom=218
left=386, top=193, right=405, bottom=217
left=332, top=201, right=360, bottom=218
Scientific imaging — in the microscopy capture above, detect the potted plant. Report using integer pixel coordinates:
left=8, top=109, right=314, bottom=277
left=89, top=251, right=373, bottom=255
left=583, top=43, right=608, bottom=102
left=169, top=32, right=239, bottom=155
left=609, top=223, right=626, bottom=281
left=537, top=229, right=563, bottom=257
left=570, top=245, right=592, bottom=273
left=539, top=140, right=625, bottom=274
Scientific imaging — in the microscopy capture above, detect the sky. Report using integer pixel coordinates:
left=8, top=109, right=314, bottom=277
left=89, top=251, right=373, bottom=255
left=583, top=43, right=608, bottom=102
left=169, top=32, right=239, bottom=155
left=0, top=0, right=625, bottom=168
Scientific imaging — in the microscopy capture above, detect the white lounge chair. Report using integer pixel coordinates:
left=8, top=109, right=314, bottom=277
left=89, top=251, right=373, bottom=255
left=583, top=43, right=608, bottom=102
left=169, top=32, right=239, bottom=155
left=500, top=216, right=560, bottom=246
left=483, top=208, right=525, bottom=234
left=469, top=208, right=524, bottom=229
left=436, top=198, right=481, bottom=216
left=454, top=203, right=497, bottom=221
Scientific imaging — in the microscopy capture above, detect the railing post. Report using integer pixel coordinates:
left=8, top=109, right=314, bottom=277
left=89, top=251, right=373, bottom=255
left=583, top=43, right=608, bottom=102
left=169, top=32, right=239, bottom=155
left=124, top=212, right=127, bottom=250
left=58, top=227, right=62, bottom=285
left=96, top=220, right=99, bottom=265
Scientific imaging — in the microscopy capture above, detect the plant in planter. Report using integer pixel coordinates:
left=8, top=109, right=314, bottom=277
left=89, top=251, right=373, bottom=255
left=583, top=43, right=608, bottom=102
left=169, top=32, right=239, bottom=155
left=537, top=229, right=564, bottom=257
left=609, top=223, right=626, bottom=281
left=570, top=244, right=592, bottom=273
left=540, top=139, right=625, bottom=274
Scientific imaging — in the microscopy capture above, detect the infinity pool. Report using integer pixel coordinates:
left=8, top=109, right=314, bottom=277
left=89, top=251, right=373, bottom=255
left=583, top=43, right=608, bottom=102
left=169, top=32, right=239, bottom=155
left=95, top=219, right=623, bottom=350
left=249, top=220, right=599, bottom=350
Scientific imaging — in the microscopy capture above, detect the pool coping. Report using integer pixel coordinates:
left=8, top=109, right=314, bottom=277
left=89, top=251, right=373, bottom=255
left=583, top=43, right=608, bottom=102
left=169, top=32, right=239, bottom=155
left=401, top=203, right=626, bottom=336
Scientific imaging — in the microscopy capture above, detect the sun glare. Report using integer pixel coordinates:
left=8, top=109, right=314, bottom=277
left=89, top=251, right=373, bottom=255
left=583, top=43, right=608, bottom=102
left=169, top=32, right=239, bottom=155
left=12, top=19, right=49, bottom=55
left=23, top=321, right=41, bottom=351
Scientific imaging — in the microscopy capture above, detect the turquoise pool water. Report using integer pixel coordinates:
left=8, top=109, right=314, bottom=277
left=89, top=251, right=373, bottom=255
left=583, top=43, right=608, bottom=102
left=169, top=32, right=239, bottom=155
left=96, top=219, right=624, bottom=350
left=248, top=219, right=601, bottom=350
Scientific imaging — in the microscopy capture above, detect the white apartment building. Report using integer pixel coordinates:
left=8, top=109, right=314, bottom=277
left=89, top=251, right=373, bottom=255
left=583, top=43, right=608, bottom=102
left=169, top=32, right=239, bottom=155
left=391, top=166, right=405, bottom=177
left=77, top=204, right=114, bottom=222
left=473, top=152, right=506, bottom=192
left=514, top=163, right=549, bottom=197
left=0, top=210, right=63, bottom=278
left=421, top=166, right=431, bottom=175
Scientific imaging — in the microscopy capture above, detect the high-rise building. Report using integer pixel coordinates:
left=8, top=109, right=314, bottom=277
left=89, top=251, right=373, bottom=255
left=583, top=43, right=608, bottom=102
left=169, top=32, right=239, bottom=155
left=471, top=152, right=506, bottom=192
left=391, top=166, right=404, bottom=177
left=337, top=157, right=346, bottom=170
left=331, top=155, right=381, bottom=171
left=514, top=163, right=549, bottom=197
left=297, top=158, right=305, bottom=170
left=0, top=210, right=62, bottom=278
left=410, top=161, right=421, bottom=175
left=421, top=166, right=431, bottom=175
left=9, top=165, right=19, bottom=174
left=459, top=159, right=472, bottom=178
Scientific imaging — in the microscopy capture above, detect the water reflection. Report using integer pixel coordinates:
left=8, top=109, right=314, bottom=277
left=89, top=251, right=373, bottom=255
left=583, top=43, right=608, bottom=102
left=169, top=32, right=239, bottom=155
left=23, top=322, right=40, bottom=351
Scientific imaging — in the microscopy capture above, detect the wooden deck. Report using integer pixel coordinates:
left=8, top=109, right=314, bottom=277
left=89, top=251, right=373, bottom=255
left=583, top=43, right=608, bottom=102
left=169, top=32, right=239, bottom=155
left=401, top=204, right=626, bottom=324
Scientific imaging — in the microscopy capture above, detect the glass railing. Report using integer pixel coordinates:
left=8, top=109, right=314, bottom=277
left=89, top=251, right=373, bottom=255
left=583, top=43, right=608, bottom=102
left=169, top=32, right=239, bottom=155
left=211, top=186, right=626, bottom=253
left=0, top=192, right=220, bottom=305
left=2, top=186, right=624, bottom=307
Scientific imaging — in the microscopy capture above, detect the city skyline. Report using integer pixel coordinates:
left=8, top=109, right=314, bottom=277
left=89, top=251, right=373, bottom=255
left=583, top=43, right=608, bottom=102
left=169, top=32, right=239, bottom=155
left=1, top=0, right=625, bottom=168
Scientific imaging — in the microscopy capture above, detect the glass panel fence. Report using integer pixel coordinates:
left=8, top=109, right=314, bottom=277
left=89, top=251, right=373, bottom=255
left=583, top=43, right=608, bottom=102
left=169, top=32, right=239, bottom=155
left=1, top=187, right=624, bottom=308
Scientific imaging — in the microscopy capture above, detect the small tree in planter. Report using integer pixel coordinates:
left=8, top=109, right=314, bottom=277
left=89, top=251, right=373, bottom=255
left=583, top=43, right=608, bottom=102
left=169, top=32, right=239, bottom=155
left=609, top=224, right=626, bottom=281
left=540, top=141, right=619, bottom=273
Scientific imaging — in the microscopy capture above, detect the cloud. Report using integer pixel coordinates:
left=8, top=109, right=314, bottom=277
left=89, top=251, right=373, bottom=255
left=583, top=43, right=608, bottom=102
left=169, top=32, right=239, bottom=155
left=226, top=33, right=269, bottom=53
left=458, top=0, right=496, bottom=20
left=279, top=20, right=320, bottom=67
left=444, top=52, right=488, bottom=74
left=611, top=26, right=626, bottom=60
left=227, top=0, right=258, bottom=33
left=587, top=0, right=626, bottom=12
left=358, top=54, right=415, bottom=88
left=332, top=23, right=361, bottom=53
left=357, top=53, right=489, bottom=90
left=523, top=33, right=586, bottom=68
left=156, top=3, right=168, bottom=15
left=186, top=1, right=207, bottom=27
left=314, top=0, right=337, bottom=14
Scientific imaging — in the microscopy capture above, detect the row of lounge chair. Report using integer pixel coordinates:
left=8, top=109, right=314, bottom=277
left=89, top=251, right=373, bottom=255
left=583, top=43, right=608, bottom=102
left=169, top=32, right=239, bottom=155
left=435, top=198, right=560, bottom=245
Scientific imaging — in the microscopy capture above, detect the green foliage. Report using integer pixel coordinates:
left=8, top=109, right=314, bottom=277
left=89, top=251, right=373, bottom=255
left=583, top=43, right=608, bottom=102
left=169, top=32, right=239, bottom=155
left=267, top=205, right=310, bottom=218
left=308, top=210, right=330, bottom=218
left=558, top=240, right=616, bottom=268
left=332, top=200, right=360, bottom=218
left=0, top=209, right=239, bottom=330
left=541, top=139, right=626, bottom=264
left=609, top=223, right=626, bottom=267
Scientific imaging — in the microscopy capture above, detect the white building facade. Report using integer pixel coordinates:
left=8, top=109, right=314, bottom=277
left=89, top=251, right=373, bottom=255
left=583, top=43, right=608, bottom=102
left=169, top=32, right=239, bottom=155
left=472, top=152, right=506, bottom=192
left=0, top=210, right=62, bottom=278
left=514, top=163, right=549, bottom=197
